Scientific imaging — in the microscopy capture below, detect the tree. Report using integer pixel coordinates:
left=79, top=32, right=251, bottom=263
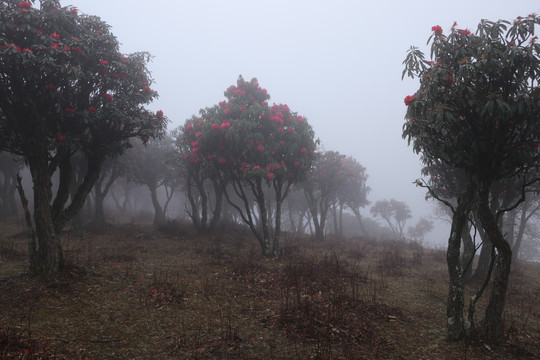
left=0, top=1, right=166, bottom=275
left=407, top=217, right=434, bottom=243
left=302, top=151, right=346, bottom=240
left=337, top=156, right=370, bottom=236
left=370, top=199, right=412, bottom=239
left=403, top=16, right=540, bottom=340
left=126, top=136, right=179, bottom=226
left=175, top=114, right=225, bottom=233
left=182, top=76, right=317, bottom=256
left=302, top=151, right=370, bottom=240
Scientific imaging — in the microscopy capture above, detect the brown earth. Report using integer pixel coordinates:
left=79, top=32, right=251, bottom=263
left=0, top=220, right=539, bottom=359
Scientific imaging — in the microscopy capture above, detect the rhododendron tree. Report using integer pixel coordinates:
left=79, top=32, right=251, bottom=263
left=181, top=76, right=316, bottom=256
left=403, top=15, right=540, bottom=341
left=0, top=1, right=166, bottom=275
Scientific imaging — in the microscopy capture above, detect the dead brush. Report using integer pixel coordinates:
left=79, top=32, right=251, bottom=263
left=141, top=269, right=188, bottom=307
left=275, top=252, right=387, bottom=358
left=376, top=245, right=407, bottom=277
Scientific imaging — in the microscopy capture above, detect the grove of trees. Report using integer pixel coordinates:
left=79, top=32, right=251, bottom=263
left=4, top=0, right=539, bottom=349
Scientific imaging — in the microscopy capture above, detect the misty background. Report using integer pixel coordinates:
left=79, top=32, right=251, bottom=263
left=65, top=0, right=540, bottom=247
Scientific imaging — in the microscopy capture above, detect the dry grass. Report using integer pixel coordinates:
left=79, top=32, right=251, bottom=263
left=0, top=220, right=539, bottom=359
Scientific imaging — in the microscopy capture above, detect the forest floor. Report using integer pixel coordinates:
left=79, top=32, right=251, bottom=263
left=0, top=220, right=539, bottom=359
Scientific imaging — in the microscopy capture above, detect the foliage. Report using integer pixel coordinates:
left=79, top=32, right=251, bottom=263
left=402, top=15, right=540, bottom=341
left=179, top=76, right=317, bottom=255
left=370, top=199, right=412, bottom=239
left=0, top=0, right=167, bottom=274
left=303, top=151, right=370, bottom=239
left=124, top=136, right=180, bottom=225
left=407, top=217, right=434, bottom=243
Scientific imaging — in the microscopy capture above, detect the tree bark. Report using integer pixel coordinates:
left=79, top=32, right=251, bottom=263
left=149, top=184, right=165, bottom=226
left=28, top=155, right=63, bottom=275
left=446, top=201, right=469, bottom=341
left=461, top=223, right=474, bottom=281
left=476, top=178, right=512, bottom=341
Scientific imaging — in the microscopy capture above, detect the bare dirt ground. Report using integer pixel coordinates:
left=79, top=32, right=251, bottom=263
left=1, top=220, right=539, bottom=359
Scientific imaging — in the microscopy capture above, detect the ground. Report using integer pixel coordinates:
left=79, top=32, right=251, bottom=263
left=0, top=220, right=539, bottom=359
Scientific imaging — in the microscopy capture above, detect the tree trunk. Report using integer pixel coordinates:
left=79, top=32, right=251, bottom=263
left=149, top=185, right=165, bottom=226
left=476, top=179, right=512, bottom=341
left=446, top=201, right=469, bottom=341
left=255, top=181, right=272, bottom=257
left=461, top=223, right=474, bottom=281
left=28, top=156, right=63, bottom=275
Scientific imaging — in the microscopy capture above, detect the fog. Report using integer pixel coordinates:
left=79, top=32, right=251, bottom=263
left=67, top=0, right=540, bottom=247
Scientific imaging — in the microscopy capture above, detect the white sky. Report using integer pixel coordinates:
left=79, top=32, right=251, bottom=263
left=67, top=0, right=540, bottom=246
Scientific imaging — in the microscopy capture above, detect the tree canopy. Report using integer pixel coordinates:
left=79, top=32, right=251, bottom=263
left=0, top=0, right=166, bottom=274
left=403, top=15, right=540, bottom=341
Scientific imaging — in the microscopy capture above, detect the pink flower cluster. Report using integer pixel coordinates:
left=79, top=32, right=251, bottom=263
left=404, top=95, right=416, bottom=106
left=432, top=25, right=443, bottom=35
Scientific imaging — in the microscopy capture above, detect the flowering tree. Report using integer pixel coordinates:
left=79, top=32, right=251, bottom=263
left=370, top=199, right=412, bottom=239
left=175, top=109, right=226, bottom=233
left=403, top=15, right=540, bottom=340
left=0, top=1, right=166, bottom=275
left=182, top=76, right=317, bottom=256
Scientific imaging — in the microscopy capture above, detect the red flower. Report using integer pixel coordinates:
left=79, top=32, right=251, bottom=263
left=51, top=43, right=60, bottom=49
left=296, top=115, right=305, bottom=122
left=195, top=131, right=203, bottom=137
left=404, top=95, right=416, bottom=106
left=143, top=86, right=151, bottom=93
left=103, top=93, right=113, bottom=101
left=212, top=124, right=221, bottom=130
left=300, top=147, right=307, bottom=153
left=36, top=30, right=41, bottom=35
left=44, top=84, right=55, bottom=90
left=431, top=25, right=443, bottom=35
left=267, top=173, right=275, bottom=180
left=186, top=124, right=194, bottom=131
left=288, top=128, right=294, bottom=133
left=457, top=29, right=471, bottom=36
left=64, top=108, right=75, bottom=115
left=294, top=160, right=300, bottom=166
left=219, top=158, right=227, bottom=164
left=73, top=47, right=82, bottom=53
left=257, top=145, right=264, bottom=152
left=156, top=110, right=164, bottom=117
left=88, top=106, right=97, bottom=112
left=57, top=133, right=66, bottom=141
left=221, top=122, right=231, bottom=129
left=50, top=32, right=60, bottom=40
left=19, top=1, right=31, bottom=8
left=70, top=8, right=78, bottom=14
left=100, top=59, right=109, bottom=65
left=63, top=46, right=70, bottom=52
left=23, top=48, right=32, bottom=53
